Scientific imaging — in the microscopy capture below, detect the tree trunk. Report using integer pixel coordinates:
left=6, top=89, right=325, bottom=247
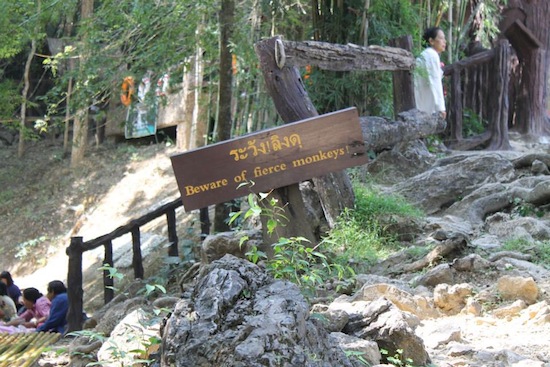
left=18, top=39, right=36, bottom=158
left=504, top=0, right=550, bottom=137
left=360, top=110, right=446, bottom=152
left=487, top=40, right=512, bottom=150
left=281, top=40, right=414, bottom=72
left=389, top=35, right=415, bottom=117
left=213, top=0, right=236, bottom=232
left=71, top=0, right=94, bottom=168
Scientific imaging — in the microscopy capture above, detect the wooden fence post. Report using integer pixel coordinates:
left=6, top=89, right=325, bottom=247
left=131, top=226, right=144, bottom=279
left=166, top=209, right=179, bottom=257
left=66, top=236, right=84, bottom=332
left=103, top=240, right=114, bottom=304
left=389, top=35, right=415, bottom=116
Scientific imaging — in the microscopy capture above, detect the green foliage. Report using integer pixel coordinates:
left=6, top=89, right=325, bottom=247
left=0, top=80, right=22, bottom=124
left=15, top=236, right=48, bottom=260
left=368, top=0, right=422, bottom=46
left=306, top=0, right=422, bottom=118
left=509, top=197, right=544, bottom=218
left=68, top=328, right=161, bottom=367
left=380, top=348, right=433, bottom=367
left=99, top=263, right=167, bottom=297
left=344, top=350, right=371, bottom=366
left=321, top=184, right=422, bottom=269
left=231, top=191, right=354, bottom=298
left=462, top=108, right=487, bottom=137
left=353, top=184, right=423, bottom=220
left=502, top=238, right=550, bottom=269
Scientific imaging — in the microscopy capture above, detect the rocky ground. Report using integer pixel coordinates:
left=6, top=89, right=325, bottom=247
left=2, top=131, right=550, bottom=366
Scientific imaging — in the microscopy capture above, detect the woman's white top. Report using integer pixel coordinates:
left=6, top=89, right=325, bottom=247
left=414, top=47, right=446, bottom=114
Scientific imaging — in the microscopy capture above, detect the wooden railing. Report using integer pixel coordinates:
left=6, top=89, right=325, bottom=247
left=65, top=197, right=184, bottom=332
left=443, top=39, right=512, bottom=150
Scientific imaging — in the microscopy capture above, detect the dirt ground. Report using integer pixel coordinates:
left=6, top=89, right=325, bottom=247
left=0, top=137, right=187, bottom=302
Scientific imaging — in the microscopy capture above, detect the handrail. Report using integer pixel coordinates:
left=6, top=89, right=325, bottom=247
left=66, top=197, right=184, bottom=332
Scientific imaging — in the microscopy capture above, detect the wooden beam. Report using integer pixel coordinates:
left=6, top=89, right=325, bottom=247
left=281, top=39, right=415, bottom=71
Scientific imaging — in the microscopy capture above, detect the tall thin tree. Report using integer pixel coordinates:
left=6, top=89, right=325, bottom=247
left=213, top=0, right=236, bottom=232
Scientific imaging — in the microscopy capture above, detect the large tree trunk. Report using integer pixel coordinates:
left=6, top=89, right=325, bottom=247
left=503, top=0, right=550, bottom=137
left=213, top=0, right=236, bottom=232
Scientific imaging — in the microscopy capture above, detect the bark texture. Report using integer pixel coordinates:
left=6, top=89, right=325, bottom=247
left=503, top=0, right=550, bottom=136
left=281, top=39, right=414, bottom=71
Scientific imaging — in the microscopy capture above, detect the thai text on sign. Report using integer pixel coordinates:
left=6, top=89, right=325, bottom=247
left=170, top=107, right=368, bottom=211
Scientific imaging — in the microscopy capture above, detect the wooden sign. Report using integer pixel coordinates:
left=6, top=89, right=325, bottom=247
left=170, top=107, right=368, bottom=211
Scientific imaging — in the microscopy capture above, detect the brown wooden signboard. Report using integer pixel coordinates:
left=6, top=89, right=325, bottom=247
left=170, top=107, right=368, bottom=211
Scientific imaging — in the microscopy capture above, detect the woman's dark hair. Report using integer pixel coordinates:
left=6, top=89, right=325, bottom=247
left=0, top=281, right=8, bottom=296
left=0, top=271, right=14, bottom=286
left=47, top=280, right=67, bottom=296
left=422, top=27, right=443, bottom=47
left=23, top=287, right=43, bottom=303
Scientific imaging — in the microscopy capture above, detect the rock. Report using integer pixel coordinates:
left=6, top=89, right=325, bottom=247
left=415, top=263, right=454, bottom=287
left=94, top=296, right=150, bottom=336
left=329, top=332, right=382, bottom=366
left=492, top=300, right=527, bottom=319
left=343, top=298, right=430, bottom=366
left=200, top=229, right=264, bottom=263
left=390, top=153, right=514, bottom=214
left=519, top=301, right=550, bottom=325
left=161, top=254, right=356, bottom=367
left=341, top=283, right=439, bottom=319
left=310, top=304, right=349, bottom=332
left=433, top=283, right=473, bottom=315
left=97, top=308, right=159, bottom=367
left=496, top=275, right=539, bottom=304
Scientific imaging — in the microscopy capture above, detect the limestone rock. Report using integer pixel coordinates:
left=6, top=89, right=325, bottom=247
left=161, top=254, right=356, bottom=367
left=433, top=283, right=473, bottom=315
left=496, top=275, right=539, bottom=304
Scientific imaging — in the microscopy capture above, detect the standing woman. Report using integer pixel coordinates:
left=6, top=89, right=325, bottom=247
left=0, top=271, right=22, bottom=311
left=414, top=27, right=447, bottom=119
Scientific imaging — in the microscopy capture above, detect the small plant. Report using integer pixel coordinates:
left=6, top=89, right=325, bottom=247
left=230, top=189, right=354, bottom=298
left=509, top=197, right=543, bottom=218
left=380, top=348, right=417, bottom=367
left=344, top=350, right=371, bottom=366
left=15, top=236, right=48, bottom=259
left=99, top=263, right=168, bottom=297
left=462, top=108, right=487, bottom=138
left=502, top=238, right=550, bottom=269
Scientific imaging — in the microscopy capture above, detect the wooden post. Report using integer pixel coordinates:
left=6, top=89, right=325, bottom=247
left=131, top=226, right=144, bottom=279
left=449, top=68, right=463, bottom=144
left=487, top=40, right=512, bottom=150
left=389, top=35, right=415, bottom=116
left=166, top=209, right=179, bottom=257
left=255, top=36, right=356, bottom=234
left=66, top=236, right=84, bottom=332
left=200, top=207, right=210, bottom=240
left=103, top=240, right=114, bottom=304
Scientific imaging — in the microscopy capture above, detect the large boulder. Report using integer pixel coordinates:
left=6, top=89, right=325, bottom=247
left=161, top=254, right=356, bottom=367
left=389, top=153, right=515, bottom=214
